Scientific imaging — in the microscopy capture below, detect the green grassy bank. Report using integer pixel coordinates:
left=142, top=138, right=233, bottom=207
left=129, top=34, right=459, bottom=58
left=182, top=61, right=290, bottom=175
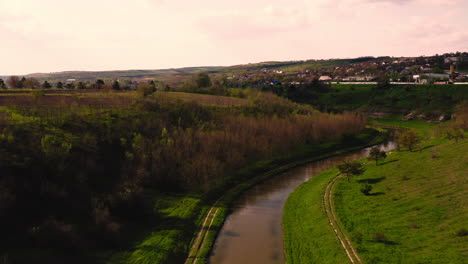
left=283, top=121, right=467, bottom=263
left=315, top=84, right=468, bottom=113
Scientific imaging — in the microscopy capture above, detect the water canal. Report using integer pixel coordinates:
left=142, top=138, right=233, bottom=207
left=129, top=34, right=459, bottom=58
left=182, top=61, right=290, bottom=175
left=209, top=141, right=396, bottom=264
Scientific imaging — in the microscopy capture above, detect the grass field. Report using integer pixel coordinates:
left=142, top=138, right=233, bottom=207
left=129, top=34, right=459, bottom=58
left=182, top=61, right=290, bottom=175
left=333, top=138, right=467, bottom=263
left=370, top=117, right=441, bottom=138
left=96, top=192, right=205, bottom=264
left=283, top=121, right=467, bottom=263
left=283, top=168, right=350, bottom=263
left=315, top=84, right=468, bottom=113
left=0, top=90, right=249, bottom=107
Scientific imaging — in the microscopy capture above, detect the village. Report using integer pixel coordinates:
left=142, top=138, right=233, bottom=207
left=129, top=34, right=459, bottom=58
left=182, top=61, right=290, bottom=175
left=222, top=52, right=468, bottom=87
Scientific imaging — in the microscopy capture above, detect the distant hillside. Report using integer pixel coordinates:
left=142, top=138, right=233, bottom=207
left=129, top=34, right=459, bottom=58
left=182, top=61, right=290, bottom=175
left=24, top=67, right=223, bottom=81
left=2, top=51, right=466, bottom=85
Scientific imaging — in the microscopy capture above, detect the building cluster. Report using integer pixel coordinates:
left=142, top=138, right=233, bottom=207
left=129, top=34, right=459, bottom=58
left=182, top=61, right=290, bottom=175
left=222, top=52, right=468, bottom=87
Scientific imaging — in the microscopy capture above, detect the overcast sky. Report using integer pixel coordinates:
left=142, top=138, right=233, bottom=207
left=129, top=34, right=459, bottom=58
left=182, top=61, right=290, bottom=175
left=1, top=0, right=467, bottom=75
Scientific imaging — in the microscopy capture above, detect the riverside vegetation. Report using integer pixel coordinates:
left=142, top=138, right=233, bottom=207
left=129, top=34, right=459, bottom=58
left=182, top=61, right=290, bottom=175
left=0, top=90, right=371, bottom=263
left=283, top=104, right=467, bottom=264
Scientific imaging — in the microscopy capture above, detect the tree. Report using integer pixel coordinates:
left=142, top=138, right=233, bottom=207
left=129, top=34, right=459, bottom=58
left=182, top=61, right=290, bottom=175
left=77, top=82, right=86, bottom=90
left=446, top=127, right=465, bottom=142
left=375, top=75, right=391, bottom=89
left=65, top=83, right=75, bottom=89
left=24, top=78, right=40, bottom=89
left=368, top=147, right=387, bottom=165
left=42, top=81, right=52, bottom=89
left=360, top=183, right=372, bottom=195
left=7, top=76, right=21, bottom=89
left=20, top=77, right=26, bottom=88
left=196, top=73, right=211, bottom=89
left=337, top=160, right=365, bottom=182
left=95, top=79, right=105, bottom=89
left=56, top=81, right=63, bottom=89
left=396, top=129, right=421, bottom=151
left=112, top=80, right=120, bottom=90
left=137, top=83, right=156, bottom=97
left=0, top=78, right=5, bottom=89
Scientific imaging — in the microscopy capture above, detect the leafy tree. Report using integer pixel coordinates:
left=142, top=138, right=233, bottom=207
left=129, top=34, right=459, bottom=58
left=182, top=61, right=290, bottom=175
left=446, top=127, right=465, bottom=142
left=112, top=80, right=120, bottom=90
left=95, top=79, right=105, bottom=89
left=42, top=81, right=52, bottom=89
left=360, top=183, right=372, bottom=195
left=41, top=134, right=72, bottom=158
left=368, top=147, right=387, bottom=165
left=56, top=81, right=63, bottom=89
left=24, top=78, right=40, bottom=89
left=337, top=160, right=365, bottom=182
left=137, top=83, right=156, bottom=97
left=0, top=78, right=5, bottom=89
left=196, top=73, right=212, bottom=89
left=20, top=77, right=26, bottom=88
left=77, top=81, right=86, bottom=89
left=375, top=75, right=391, bottom=89
left=396, top=129, right=421, bottom=151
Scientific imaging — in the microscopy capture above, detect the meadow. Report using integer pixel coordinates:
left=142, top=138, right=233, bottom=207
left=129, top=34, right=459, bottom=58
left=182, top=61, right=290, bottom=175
left=283, top=111, right=467, bottom=263
left=311, top=84, right=468, bottom=113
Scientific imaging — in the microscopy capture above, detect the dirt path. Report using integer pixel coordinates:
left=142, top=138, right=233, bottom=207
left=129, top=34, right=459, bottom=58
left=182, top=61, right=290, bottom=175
left=184, top=201, right=221, bottom=264
left=324, top=175, right=363, bottom=264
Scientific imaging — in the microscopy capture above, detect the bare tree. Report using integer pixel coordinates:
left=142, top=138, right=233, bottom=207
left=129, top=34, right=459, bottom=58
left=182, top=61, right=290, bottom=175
left=6, top=76, right=21, bottom=89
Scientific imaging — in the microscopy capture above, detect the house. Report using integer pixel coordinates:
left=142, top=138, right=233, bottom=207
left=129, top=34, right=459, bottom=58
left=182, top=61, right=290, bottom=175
left=444, top=57, right=459, bottom=64
left=319, top=76, right=332, bottom=81
left=423, top=73, right=450, bottom=79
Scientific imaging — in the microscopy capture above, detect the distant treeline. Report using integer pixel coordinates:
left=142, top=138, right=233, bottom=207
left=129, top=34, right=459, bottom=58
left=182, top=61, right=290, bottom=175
left=0, top=92, right=366, bottom=262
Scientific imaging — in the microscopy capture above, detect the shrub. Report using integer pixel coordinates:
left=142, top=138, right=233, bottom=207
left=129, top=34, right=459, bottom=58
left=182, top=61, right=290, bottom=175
left=396, top=129, right=421, bottom=151
left=455, top=228, right=468, bottom=237
left=368, top=146, right=387, bottom=165
left=352, top=232, right=363, bottom=244
left=373, top=232, right=388, bottom=243
left=360, top=183, right=372, bottom=195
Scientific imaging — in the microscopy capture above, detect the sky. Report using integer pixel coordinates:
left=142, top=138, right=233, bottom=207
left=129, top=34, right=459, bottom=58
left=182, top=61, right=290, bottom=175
left=1, top=0, right=467, bottom=75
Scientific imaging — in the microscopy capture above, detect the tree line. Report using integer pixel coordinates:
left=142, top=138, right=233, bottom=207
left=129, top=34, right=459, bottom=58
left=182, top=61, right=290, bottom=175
left=0, top=76, right=167, bottom=92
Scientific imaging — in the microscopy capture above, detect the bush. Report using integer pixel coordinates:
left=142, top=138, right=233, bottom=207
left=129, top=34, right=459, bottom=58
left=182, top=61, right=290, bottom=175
left=360, top=183, right=372, bottom=195
left=396, top=129, right=421, bottom=151
left=352, top=232, right=363, bottom=244
left=455, top=228, right=468, bottom=237
left=373, top=232, right=388, bottom=243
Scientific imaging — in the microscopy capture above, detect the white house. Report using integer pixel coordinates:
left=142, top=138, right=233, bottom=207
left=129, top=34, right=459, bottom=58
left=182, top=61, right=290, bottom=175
left=319, top=76, right=332, bottom=81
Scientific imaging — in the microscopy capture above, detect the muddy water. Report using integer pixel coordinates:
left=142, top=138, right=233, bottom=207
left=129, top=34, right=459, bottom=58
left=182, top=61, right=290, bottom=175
left=209, top=141, right=396, bottom=264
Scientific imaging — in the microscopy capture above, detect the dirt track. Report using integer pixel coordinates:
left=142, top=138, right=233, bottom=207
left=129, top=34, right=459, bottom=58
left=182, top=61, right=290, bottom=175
left=324, top=175, right=363, bottom=264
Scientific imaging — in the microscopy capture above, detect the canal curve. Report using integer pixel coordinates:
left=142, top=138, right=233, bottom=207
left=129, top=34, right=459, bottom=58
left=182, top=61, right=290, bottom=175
left=209, top=141, right=396, bottom=264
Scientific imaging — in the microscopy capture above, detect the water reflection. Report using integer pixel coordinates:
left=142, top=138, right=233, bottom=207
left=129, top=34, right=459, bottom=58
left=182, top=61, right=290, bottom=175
left=209, top=141, right=396, bottom=264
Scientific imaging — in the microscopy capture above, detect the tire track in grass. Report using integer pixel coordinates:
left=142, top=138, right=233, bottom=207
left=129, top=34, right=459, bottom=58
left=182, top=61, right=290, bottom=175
left=184, top=201, right=221, bottom=264
left=324, top=175, right=363, bottom=264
